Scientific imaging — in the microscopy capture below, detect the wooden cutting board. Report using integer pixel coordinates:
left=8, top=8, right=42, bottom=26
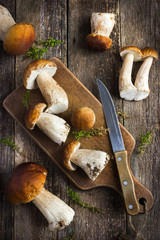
left=3, top=57, right=153, bottom=213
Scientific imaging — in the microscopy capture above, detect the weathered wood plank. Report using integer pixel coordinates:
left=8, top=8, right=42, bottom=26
left=0, top=2, right=16, bottom=240
left=14, top=0, right=68, bottom=239
left=120, top=0, right=160, bottom=239
left=68, top=0, right=126, bottom=239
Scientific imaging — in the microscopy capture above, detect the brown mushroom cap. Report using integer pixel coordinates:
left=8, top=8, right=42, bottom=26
left=120, top=46, right=143, bottom=62
left=4, top=23, right=35, bottom=55
left=71, top=107, right=96, bottom=130
left=63, top=141, right=80, bottom=171
left=141, top=47, right=159, bottom=60
left=86, top=33, right=112, bottom=51
left=6, top=162, right=47, bottom=205
left=23, top=59, right=57, bottom=90
left=25, top=103, right=47, bottom=130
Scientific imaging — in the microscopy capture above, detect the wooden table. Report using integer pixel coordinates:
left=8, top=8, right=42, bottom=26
left=0, top=1, right=159, bottom=239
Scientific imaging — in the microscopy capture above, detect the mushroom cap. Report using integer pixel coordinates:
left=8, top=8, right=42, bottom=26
left=63, top=141, right=81, bottom=171
left=4, top=23, right=35, bottom=55
left=6, top=162, right=47, bottom=205
left=86, top=33, right=112, bottom=51
left=25, top=103, right=47, bottom=130
left=71, top=107, right=96, bottom=130
left=23, top=59, right=57, bottom=90
left=120, top=46, right=143, bottom=62
left=141, top=47, right=159, bottom=60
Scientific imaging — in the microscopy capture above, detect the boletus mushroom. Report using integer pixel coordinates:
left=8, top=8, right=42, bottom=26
left=86, top=13, right=115, bottom=51
left=119, top=46, right=143, bottom=100
left=134, top=47, right=159, bottom=101
left=0, top=5, right=35, bottom=55
left=6, top=162, right=75, bottom=231
left=63, top=141, right=110, bottom=181
left=71, top=107, right=95, bottom=130
left=23, top=59, right=68, bottom=114
left=25, top=103, right=70, bottom=145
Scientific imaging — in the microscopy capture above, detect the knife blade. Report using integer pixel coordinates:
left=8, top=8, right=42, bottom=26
left=96, top=78, right=140, bottom=215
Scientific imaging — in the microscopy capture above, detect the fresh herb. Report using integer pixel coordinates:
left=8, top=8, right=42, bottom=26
left=25, top=37, right=63, bottom=60
left=0, top=137, right=27, bottom=159
left=22, top=90, right=30, bottom=109
left=67, top=188, right=105, bottom=213
left=64, top=234, right=74, bottom=240
left=117, top=110, right=130, bottom=119
left=72, top=127, right=109, bottom=141
left=0, top=137, right=19, bottom=151
left=138, top=130, right=154, bottom=154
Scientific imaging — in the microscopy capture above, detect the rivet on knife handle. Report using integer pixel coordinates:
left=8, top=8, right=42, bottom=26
left=115, top=151, right=140, bottom=215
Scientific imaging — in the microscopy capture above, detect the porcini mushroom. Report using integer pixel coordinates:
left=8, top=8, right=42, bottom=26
left=63, top=141, right=110, bottom=181
left=134, top=47, right=159, bottom=101
left=23, top=59, right=68, bottom=114
left=6, top=162, right=75, bottom=231
left=25, top=103, right=70, bottom=145
left=86, top=13, right=115, bottom=51
left=71, top=107, right=95, bottom=130
left=0, top=5, right=35, bottom=55
left=119, top=46, right=143, bottom=100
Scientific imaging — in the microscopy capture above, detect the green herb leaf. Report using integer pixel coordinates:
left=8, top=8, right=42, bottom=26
left=64, top=234, right=74, bottom=240
left=0, top=137, right=19, bottom=151
left=72, top=127, right=109, bottom=141
left=117, top=110, right=130, bottom=119
left=138, top=130, right=153, bottom=154
left=67, top=188, right=105, bottom=214
left=22, top=90, right=30, bottom=109
left=25, top=37, right=63, bottom=60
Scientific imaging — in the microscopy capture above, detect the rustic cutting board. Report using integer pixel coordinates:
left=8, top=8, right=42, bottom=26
left=3, top=57, right=153, bottom=213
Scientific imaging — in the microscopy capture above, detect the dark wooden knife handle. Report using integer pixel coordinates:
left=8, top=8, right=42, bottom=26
left=115, top=151, right=140, bottom=215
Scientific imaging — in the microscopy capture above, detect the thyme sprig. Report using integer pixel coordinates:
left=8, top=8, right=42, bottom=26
left=138, top=130, right=154, bottom=154
left=22, top=90, right=30, bottom=109
left=25, top=37, right=63, bottom=60
left=67, top=188, right=105, bottom=214
left=72, top=127, right=109, bottom=141
left=64, top=234, right=74, bottom=240
left=117, top=110, right=130, bottom=119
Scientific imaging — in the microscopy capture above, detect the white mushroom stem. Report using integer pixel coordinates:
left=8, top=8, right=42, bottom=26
left=36, top=112, right=70, bottom=145
left=70, top=149, right=109, bottom=181
left=32, top=188, right=75, bottom=231
left=0, top=5, right=15, bottom=41
left=134, top=57, right=153, bottom=101
left=91, top=13, right=115, bottom=37
left=36, top=71, right=68, bottom=114
left=119, top=53, right=137, bottom=100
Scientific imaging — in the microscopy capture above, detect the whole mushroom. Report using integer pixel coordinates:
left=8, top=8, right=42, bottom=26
left=134, top=47, right=158, bottom=101
left=63, top=141, right=110, bottom=181
left=86, top=13, right=115, bottom=51
left=6, top=162, right=75, bottom=231
left=23, top=59, right=68, bottom=114
left=25, top=103, right=70, bottom=145
left=119, top=46, right=143, bottom=100
left=0, top=5, right=35, bottom=55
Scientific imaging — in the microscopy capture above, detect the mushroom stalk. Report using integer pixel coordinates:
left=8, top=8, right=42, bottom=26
left=0, top=5, right=15, bottom=41
left=134, top=57, right=153, bottom=101
left=119, top=53, right=137, bottom=100
left=32, top=188, right=75, bottom=231
left=91, top=13, right=115, bottom=38
left=36, top=71, right=68, bottom=114
left=70, top=149, right=109, bottom=181
left=36, top=112, right=70, bottom=145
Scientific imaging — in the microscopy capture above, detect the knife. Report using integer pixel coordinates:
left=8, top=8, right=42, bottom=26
left=96, top=78, right=140, bottom=215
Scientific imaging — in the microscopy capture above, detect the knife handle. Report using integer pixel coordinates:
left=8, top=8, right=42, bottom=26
left=114, top=151, right=140, bottom=215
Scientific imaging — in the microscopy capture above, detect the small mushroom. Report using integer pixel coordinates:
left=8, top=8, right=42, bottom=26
left=6, top=162, right=75, bottom=231
left=23, top=59, right=68, bottom=114
left=25, top=103, right=70, bottom=145
left=134, top=47, right=158, bottom=101
left=71, top=107, right=95, bottom=130
left=119, top=46, right=143, bottom=100
left=86, top=13, right=115, bottom=51
left=0, top=5, right=35, bottom=55
left=63, top=141, right=110, bottom=181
